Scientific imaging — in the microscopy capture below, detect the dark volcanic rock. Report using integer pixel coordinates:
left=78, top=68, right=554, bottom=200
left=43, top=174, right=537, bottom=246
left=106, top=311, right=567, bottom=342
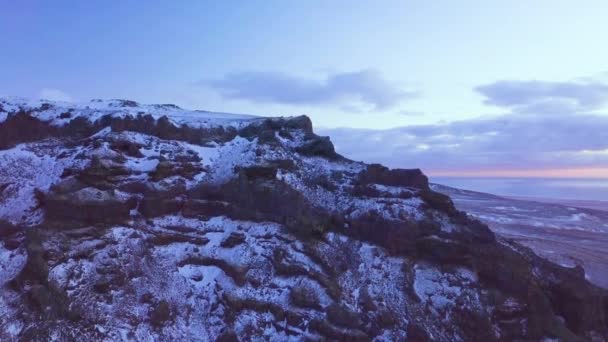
left=138, top=182, right=187, bottom=218
left=326, top=303, right=361, bottom=328
left=284, top=115, right=313, bottom=134
left=0, top=110, right=239, bottom=153
left=0, top=111, right=58, bottom=149
left=238, top=116, right=314, bottom=145
left=419, top=189, right=459, bottom=217
left=109, top=139, right=143, bottom=157
left=0, top=219, right=20, bottom=238
left=1, top=98, right=606, bottom=341
left=182, top=199, right=231, bottom=218
left=267, top=159, right=296, bottom=171
left=220, top=232, right=246, bottom=248
left=76, top=157, right=131, bottom=190
left=140, top=197, right=184, bottom=218
left=358, top=164, right=429, bottom=190
left=48, top=177, right=87, bottom=195
left=289, top=284, right=322, bottom=310
left=205, top=175, right=335, bottom=238
left=296, top=136, right=339, bottom=159
left=236, top=165, right=277, bottom=180
left=150, top=300, right=172, bottom=327
left=0, top=182, right=10, bottom=194
left=44, top=187, right=136, bottom=224
left=216, top=330, right=240, bottom=342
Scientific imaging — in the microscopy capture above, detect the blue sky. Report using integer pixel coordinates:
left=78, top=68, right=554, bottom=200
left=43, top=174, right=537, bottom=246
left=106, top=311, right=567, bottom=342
left=2, top=1, right=608, bottom=175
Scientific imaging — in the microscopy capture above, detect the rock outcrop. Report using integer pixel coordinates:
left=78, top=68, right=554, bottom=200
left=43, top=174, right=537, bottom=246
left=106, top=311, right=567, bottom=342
left=0, top=97, right=606, bottom=341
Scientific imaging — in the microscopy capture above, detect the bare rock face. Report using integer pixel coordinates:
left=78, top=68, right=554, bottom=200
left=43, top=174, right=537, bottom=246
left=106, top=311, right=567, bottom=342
left=236, top=164, right=278, bottom=180
left=44, top=187, right=137, bottom=224
left=0, top=97, right=606, bottom=341
left=295, top=136, right=339, bottom=159
left=0, top=111, right=59, bottom=149
left=358, top=163, right=430, bottom=190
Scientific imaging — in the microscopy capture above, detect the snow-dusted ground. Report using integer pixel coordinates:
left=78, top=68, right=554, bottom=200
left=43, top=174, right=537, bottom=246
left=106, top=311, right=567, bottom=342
left=0, top=98, right=435, bottom=340
left=0, top=97, right=258, bottom=129
left=433, top=183, right=608, bottom=289
left=0, top=98, right=606, bottom=341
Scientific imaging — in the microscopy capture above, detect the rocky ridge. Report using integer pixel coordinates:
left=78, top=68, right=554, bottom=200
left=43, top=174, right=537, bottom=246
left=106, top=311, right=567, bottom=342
left=0, top=97, right=607, bottom=341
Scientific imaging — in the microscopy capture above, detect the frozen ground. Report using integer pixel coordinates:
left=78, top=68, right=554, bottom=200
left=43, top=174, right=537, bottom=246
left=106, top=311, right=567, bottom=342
left=0, top=97, right=606, bottom=340
left=433, top=183, right=608, bottom=289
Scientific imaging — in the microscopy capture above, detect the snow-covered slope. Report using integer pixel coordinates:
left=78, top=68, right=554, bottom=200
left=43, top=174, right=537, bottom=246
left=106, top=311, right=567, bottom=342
left=432, top=183, right=608, bottom=290
left=0, top=98, right=607, bottom=341
left=0, top=97, right=258, bottom=128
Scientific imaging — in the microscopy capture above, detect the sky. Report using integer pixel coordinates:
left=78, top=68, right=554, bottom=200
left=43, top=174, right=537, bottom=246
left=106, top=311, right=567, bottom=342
left=1, top=1, right=608, bottom=177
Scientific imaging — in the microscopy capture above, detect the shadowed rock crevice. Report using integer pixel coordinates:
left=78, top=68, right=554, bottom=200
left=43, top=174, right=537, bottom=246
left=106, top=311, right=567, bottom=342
left=9, top=229, right=81, bottom=324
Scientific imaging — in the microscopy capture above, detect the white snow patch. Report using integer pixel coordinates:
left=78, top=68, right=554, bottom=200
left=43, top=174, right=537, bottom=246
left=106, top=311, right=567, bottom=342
left=0, top=144, right=72, bottom=224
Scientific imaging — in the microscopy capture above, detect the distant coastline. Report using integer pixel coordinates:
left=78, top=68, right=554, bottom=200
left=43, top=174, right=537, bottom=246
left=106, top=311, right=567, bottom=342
left=430, top=176, right=608, bottom=202
left=505, top=196, right=608, bottom=212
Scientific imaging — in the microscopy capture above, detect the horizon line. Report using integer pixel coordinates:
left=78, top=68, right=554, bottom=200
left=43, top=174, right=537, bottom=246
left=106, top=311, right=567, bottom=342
left=426, top=167, right=608, bottom=179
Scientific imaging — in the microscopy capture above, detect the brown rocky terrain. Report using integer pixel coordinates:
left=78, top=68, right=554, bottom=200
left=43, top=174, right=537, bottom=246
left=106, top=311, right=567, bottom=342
left=0, top=97, right=607, bottom=341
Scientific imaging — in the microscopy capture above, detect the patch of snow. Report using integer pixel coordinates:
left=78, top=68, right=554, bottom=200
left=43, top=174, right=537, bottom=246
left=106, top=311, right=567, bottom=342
left=125, top=157, right=159, bottom=173
left=0, top=243, right=26, bottom=286
left=182, top=141, right=220, bottom=168
left=0, top=96, right=261, bottom=129
left=0, top=143, right=75, bottom=225
left=413, top=263, right=479, bottom=312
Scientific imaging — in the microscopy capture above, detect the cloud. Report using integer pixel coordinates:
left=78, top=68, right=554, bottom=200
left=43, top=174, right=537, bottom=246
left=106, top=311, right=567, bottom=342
left=397, top=110, right=424, bottom=116
left=475, top=80, right=608, bottom=114
left=319, top=111, right=608, bottom=174
left=201, top=69, right=417, bottom=110
left=39, top=88, right=73, bottom=102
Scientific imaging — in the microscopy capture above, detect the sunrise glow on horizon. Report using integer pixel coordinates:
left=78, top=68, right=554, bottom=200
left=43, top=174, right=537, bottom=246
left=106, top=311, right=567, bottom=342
left=428, top=167, right=608, bottom=179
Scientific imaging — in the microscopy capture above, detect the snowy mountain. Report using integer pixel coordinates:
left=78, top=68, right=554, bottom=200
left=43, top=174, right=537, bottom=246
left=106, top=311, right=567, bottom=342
left=0, top=97, right=607, bottom=341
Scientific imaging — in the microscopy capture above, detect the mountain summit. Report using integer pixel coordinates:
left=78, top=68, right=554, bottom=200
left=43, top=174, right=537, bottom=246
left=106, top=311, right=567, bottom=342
left=0, top=98, right=607, bottom=341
